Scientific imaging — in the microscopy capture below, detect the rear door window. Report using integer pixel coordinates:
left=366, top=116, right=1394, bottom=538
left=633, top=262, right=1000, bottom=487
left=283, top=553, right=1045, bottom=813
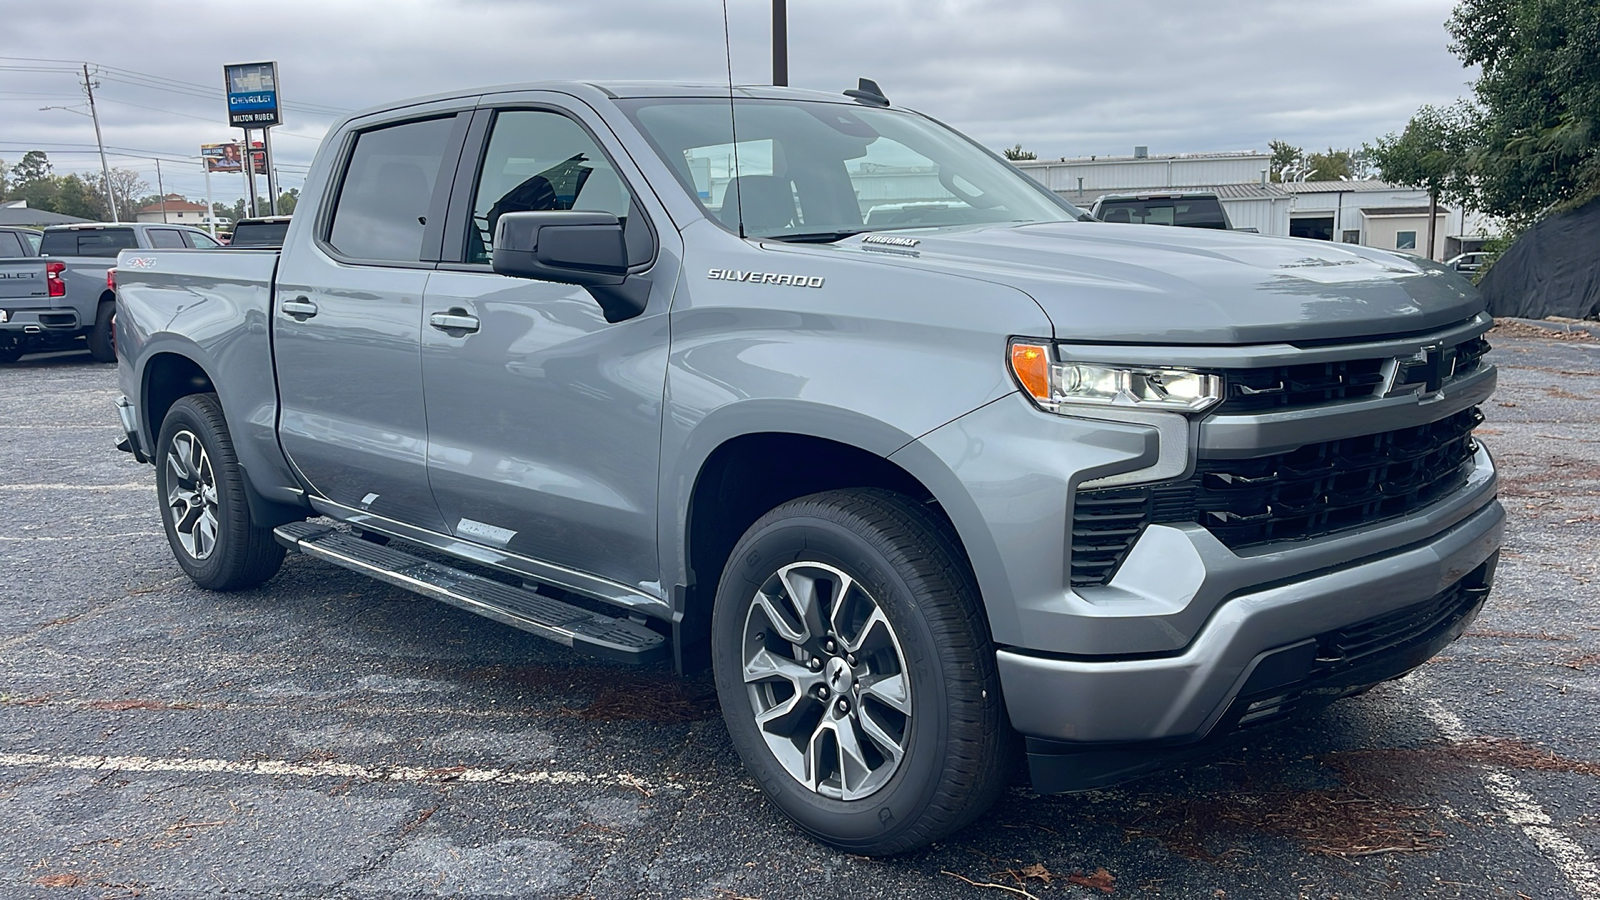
left=184, top=231, right=223, bottom=249
left=148, top=229, right=187, bottom=248
left=0, top=232, right=26, bottom=258
left=327, top=116, right=458, bottom=262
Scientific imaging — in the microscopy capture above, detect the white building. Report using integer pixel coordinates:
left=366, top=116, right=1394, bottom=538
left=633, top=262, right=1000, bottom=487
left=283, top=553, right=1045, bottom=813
left=1012, top=151, right=1496, bottom=259
left=134, top=195, right=218, bottom=228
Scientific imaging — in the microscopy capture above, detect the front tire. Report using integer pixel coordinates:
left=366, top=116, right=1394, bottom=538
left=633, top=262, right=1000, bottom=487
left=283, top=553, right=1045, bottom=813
left=711, top=489, right=1009, bottom=855
left=88, top=301, right=115, bottom=363
left=155, top=393, right=285, bottom=590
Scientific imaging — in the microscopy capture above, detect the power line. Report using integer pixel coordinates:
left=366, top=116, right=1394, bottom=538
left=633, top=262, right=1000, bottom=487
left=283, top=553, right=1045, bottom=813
left=0, top=56, right=351, bottom=117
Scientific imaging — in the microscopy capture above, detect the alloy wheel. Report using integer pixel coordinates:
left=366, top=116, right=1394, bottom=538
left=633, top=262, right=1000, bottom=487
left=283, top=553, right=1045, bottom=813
left=164, top=429, right=220, bottom=560
left=742, top=561, right=912, bottom=801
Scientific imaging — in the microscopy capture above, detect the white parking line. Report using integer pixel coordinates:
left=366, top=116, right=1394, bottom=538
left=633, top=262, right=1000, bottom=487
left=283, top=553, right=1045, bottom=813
left=0, top=751, right=678, bottom=793
left=0, top=483, right=152, bottom=491
left=0, top=532, right=163, bottom=542
left=1409, top=686, right=1600, bottom=900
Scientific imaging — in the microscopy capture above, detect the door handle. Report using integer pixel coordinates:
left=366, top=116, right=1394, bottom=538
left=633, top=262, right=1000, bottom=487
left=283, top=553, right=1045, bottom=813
left=429, top=310, right=480, bottom=334
left=280, top=297, right=319, bottom=320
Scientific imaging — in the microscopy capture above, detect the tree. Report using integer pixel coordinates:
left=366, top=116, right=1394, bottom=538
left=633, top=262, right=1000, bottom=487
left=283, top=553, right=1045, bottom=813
left=1367, top=102, right=1478, bottom=259
left=1001, top=144, right=1036, bottom=161
left=9, top=150, right=52, bottom=186
left=1447, top=0, right=1600, bottom=221
left=13, top=176, right=60, bottom=213
left=83, top=168, right=150, bottom=222
left=1306, top=148, right=1356, bottom=181
left=1268, top=140, right=1303, bottom=182
left=53, top=175, right=101, bottom=220
left=275, top=188, right=300, bottom=216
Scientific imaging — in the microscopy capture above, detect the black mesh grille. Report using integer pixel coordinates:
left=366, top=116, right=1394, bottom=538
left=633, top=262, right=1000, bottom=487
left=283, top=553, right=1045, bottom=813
left=1220, top=357, right=1386, bottom=412
left=1231, top=564, right=1491, bottom=729
left=1216, top=336, right=1490, bottom=413
left=1070, top=406, right=1483, bottom=587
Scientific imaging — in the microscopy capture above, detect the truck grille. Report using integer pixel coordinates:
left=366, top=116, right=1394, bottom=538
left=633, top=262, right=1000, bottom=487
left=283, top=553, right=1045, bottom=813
left=1217, top=336, right=1491, bottom=412
left=1070, top=406, right=1483, bottom=587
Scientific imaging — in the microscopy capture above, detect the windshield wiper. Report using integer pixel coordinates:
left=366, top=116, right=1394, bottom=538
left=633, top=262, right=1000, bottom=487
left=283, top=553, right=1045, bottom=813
left=761, top=229, right=872, bottom=243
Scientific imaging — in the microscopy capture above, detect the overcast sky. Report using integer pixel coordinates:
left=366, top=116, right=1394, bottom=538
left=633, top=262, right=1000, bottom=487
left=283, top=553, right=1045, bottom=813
left=1, top=0, right=1477, bottom=204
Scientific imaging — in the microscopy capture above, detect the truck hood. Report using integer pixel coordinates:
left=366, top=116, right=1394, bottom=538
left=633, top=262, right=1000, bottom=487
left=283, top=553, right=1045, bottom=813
left=829, top=222, right=1484, bottom=344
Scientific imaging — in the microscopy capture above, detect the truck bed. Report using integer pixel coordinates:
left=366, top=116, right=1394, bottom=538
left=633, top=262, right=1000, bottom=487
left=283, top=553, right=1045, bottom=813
left=114, top=248, right=299, bottom=507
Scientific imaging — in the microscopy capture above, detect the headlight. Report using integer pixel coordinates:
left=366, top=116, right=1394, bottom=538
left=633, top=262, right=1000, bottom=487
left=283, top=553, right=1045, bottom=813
left=1009, top=341, right=1222, bottom=413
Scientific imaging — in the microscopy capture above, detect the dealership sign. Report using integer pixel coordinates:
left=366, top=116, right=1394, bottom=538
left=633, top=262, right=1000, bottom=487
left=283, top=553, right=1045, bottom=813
left=223, top=62, right=281, bottom=127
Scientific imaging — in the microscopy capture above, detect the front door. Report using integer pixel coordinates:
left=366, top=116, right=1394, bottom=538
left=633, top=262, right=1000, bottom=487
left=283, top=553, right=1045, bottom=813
left=274, top=110, right=467, bottom=532
left=420, top=104, right=674, bottom=596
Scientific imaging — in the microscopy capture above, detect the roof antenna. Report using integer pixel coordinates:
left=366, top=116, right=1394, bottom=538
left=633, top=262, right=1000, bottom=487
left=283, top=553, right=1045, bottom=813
left=844, top=78, right=889, bottom=107
left=721, top=0, right=746, bottom=239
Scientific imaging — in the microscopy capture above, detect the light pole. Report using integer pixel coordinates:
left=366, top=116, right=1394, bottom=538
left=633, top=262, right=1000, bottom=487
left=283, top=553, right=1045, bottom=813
left=38, top=101, right=119, bottom=222
left=773, top=0, right=788, bottom=86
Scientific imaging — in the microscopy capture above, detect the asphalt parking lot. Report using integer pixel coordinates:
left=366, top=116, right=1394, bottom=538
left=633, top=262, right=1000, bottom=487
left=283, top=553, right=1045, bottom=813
left=1, top=327, right=1597, bottom=900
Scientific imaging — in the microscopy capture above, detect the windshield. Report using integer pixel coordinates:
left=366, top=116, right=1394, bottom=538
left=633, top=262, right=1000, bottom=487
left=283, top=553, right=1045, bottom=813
left=617, top=97, right=1081, bottom=239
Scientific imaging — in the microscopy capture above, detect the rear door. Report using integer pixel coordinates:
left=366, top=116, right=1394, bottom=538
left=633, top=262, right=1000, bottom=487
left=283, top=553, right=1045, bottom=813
left=273, top=104, right=472, bottom=532
left=418, top=98, right=678, bottom=594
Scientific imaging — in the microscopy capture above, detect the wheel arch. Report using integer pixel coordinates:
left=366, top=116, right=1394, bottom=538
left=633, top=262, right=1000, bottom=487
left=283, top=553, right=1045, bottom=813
left=140, top=345, right=308, bottom=528
left=670, top=407, right=996, bottom=673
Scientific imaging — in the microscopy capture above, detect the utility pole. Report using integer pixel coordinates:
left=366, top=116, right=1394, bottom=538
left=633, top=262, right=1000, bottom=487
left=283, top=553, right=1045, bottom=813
left=155, top=158, right=168, bottom=223
left=772, top=0, right=787, bottom=86
left=82, top=64, right=118, bottom=222
left=263, top=128, right=279, bottom=215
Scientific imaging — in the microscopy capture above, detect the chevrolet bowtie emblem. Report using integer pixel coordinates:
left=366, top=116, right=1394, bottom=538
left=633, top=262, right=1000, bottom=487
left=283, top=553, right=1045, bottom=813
left=1389, top=344, right=1456, bottom=398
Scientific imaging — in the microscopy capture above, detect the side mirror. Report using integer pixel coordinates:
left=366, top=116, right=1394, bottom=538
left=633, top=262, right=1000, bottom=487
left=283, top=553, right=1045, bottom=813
left=491, top=211, right=648, bottom=322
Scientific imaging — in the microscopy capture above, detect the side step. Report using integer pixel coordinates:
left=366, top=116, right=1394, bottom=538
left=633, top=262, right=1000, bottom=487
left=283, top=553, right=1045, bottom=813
left=273, top=522, right=667, bottom=664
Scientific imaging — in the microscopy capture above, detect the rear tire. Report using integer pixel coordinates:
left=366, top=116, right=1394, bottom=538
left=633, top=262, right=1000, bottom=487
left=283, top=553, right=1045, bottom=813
left=88, top=301, right=115, bottom=363
left=711, top=488, right=1009, bottom=855
left=0, top=343, right=21, bottom=364
left=155, top=393, right=285, bottom=590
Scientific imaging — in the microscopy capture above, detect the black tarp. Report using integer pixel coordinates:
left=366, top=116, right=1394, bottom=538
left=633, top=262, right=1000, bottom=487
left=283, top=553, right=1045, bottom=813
left=1479, top=197, right=1600, bottom=320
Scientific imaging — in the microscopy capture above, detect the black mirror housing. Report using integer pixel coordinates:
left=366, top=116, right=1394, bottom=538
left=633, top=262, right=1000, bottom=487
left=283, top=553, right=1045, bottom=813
left=491, top=211, right=648, bottom=322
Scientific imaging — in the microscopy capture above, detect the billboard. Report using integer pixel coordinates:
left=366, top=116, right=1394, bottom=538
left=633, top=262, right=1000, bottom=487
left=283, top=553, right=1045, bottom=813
left=224, top=61, right=281, bottom=128
left=201, top=142, right=267, bottom=174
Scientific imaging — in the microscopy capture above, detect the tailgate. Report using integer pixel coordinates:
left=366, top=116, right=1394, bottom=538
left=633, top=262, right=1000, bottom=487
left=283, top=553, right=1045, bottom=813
left=0, top=258, right=52, bottom=304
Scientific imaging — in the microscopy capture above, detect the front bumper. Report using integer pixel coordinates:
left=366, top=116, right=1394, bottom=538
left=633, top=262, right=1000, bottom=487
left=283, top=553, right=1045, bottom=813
left=1000, top=491, right=1502, bottom=791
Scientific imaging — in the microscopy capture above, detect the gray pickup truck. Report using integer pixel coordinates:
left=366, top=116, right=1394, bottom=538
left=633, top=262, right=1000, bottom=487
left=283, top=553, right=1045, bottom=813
left=0, top=227, right=64, bottom=363
left=32, top=223, right=221, bottom=361
left=113, top=80, right=1502, bottom=854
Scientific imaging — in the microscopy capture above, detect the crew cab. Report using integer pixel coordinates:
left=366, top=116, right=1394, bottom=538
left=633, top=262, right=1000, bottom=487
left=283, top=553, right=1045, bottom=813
left=37, top=222, right=221, bottom=361
left=112, top=80, right=1501, bottom=855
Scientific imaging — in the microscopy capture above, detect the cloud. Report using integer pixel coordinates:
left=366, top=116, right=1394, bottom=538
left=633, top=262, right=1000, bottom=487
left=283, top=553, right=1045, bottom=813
left=0, top=0, right=1472, bottom=201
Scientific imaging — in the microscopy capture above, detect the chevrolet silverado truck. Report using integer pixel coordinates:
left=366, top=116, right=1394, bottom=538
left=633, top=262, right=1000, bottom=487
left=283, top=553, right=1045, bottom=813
left=36, top=222, right=222, bottom=361
left=113, top=80, right=1502, bottom=854
left=0, top=227, right=65, bottom=364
